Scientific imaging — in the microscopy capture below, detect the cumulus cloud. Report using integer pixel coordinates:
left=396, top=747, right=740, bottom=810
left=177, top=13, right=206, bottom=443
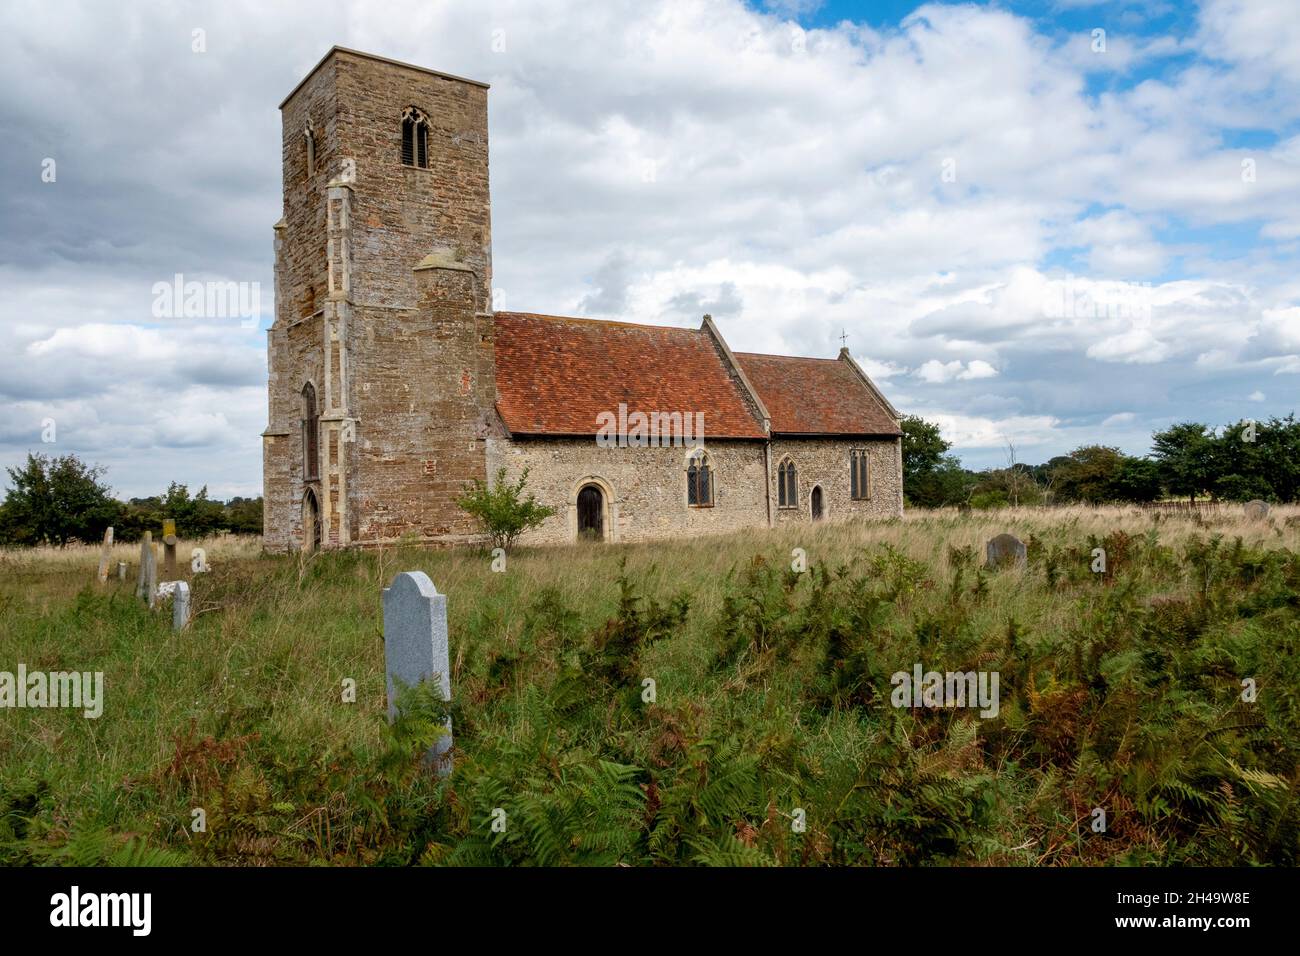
left=1, top=0, right=1299, bottom=488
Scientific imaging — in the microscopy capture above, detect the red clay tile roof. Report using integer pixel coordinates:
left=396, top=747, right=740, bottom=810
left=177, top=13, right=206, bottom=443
left=492, top=312, right=767, bottom=439
left=734, top=352, right=902, bottom=436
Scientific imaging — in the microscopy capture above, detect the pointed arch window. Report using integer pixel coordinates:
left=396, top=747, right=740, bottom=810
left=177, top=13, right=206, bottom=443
left=302, top=383, right=319, bottom=481
left=850, top=448, right=870, bottom=500
left=687, top=450, right=713, bottom=507
left=401, top=107, right=429, bottom=168
left=778, top=457, right=797, bottom=508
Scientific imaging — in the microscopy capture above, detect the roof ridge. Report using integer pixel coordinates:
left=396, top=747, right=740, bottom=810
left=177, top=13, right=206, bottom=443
left=733, top=350, right=842, bottom=363
left=494, top=311, right=701, bottom=334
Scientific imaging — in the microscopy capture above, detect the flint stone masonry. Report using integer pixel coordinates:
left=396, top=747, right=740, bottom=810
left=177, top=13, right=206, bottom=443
left=262, top=48, right=905, bottom=552
left=986, top=533, right=1027, bottom=569
left=383, top=571, right=453, bottom=773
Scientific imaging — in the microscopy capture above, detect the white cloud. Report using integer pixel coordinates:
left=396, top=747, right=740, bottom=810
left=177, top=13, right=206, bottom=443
left=0, top=0, right=1299, bottom=489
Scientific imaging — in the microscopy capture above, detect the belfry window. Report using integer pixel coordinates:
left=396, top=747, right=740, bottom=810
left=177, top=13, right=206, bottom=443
left=687, top=450, right=713, bottom=507
left=778, top=457, right=797, bottom=508
left=401, top=107, right=429, bottom=168
left=303, top=383, right=319, bottom=481
left=304, top=120, right=316, bottom=176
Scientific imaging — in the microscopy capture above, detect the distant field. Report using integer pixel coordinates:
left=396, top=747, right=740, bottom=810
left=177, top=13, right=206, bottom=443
left=1, top=505, right=1297, bottom=866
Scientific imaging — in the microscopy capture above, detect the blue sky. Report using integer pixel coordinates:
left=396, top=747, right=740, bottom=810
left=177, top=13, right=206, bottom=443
left=1, top=0, right=1299, bottom=496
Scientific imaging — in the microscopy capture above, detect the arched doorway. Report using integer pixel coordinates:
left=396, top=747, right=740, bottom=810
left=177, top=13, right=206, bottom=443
left=577, top=484, right=604, bottom=540
left=810, top=485, right=824, bottom=522
left=303, top=489, right=321, bottom=552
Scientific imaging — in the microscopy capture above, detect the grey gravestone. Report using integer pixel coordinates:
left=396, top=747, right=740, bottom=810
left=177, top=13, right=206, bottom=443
left=135, top=532, right=153, bottom=602
left=96, top=526, right=114, bottom=584
left=171, top=581, right=191, bottom=630
left=145, top=547, right=159, bottom=608
left=986, top=533, right=1027, bottom=569
left=117, top=561, right=127, bottom=581
left=383, top=571, right=453, bottom=774
left=1244, top=500, right=1271, bottom=521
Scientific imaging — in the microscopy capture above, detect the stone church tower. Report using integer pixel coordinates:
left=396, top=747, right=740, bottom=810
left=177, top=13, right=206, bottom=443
left=262, top=48, right=497, bottom=551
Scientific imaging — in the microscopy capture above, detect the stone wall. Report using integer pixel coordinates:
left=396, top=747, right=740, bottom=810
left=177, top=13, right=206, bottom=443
left=769, top=437, right=902, bottom=524
left=486, top=434, right=901, bottom=546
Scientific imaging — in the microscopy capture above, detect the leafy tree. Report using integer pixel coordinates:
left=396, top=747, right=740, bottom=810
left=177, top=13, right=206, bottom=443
left=900, top=415, right=976, bottom=507
left=900, top=416, right=949, bottom=483
left=0, top=453, right=119, bottom=546
left=1151, top=422, right=1217, bottom=502
left=1109, top=456, right=1162, bottom=502
left=223, top=497, right=264, bottom=535
left=160, top=482, right=227, bottom=538
left=456, top=467, right=556, bottom=551
left=1050, top=445, right=1126, bottom=503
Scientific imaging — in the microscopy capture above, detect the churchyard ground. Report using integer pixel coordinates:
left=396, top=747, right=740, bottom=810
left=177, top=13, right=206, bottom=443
left=1, top=505, right=1297, bottom=865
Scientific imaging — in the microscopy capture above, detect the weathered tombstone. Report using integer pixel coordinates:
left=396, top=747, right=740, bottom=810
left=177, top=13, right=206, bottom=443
left=191, top=547, right=208, bottom=573
left=382, top=571, right=453, bottom=774
left=145, top=545, right=159, bottom=608
left=1244, top=500, right=1271, bottom=521
left=135, top=532, right=153, bottom=602
left=117, top=561, right=127, bottom=581
left=95, top=526, right=114, bottom=584
left=162, top=519, right=178, bottom=578
left=986, top=533, right=1027, bottom=569
left=172, top=581, right=191, bottom=630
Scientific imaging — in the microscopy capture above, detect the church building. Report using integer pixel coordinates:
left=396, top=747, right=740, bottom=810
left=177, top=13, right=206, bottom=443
left=262, top=48, right=903, bottom=551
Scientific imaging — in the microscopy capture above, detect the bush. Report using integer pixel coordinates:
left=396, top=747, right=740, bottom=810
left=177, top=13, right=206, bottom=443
left=456, top=467, right=556, bottom=551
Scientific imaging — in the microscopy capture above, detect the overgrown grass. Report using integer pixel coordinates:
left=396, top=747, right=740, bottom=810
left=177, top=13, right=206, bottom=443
left=1, top=506, right=1298, bottom=866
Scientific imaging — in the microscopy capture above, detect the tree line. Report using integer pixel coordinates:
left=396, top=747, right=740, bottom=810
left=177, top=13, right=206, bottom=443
left=902, top=414, right=1300, bottom=508
left=0, top=453, right=262, bottom=546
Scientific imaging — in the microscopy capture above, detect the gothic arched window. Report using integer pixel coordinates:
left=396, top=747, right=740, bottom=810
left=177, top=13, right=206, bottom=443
left=850, top=448, right=870, bottom=500
left=401, top=107, right=429, bottom=168
left=687, top=450, right=713, bottom=507
left=302, top=383, right=319, bottom=481
left=778, top=457, right=797, bottom=508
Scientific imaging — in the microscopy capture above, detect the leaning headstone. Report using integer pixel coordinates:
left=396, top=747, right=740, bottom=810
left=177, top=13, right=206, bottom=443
left=986, top=533, right=1027, bottom=569
left=135, top=532, right=153, bottom=602
left=95, top=526, right=114, bottom=584
left=1244, top=500, right=1271, bottom=521
left=382, top=571, right=453, bottom=775
left=162, top=519, right=178, bottom=579
left=171, top=581, right=191, bottom=631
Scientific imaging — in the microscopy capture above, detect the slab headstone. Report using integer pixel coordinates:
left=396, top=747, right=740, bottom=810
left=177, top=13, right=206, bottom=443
left=985, top=533, right=1027, bottom=569
left=191, top=547, right=208, bottom=573
left=162, top=519, right=178, bottom=578
left=145, top=545, right=159, bottom=609
left=171, top=581, right=191, bottom=631
left=117, top=561, right=127, bottom=581
left=1244, top=500, right=1271, bottom=521
left=135, top=532, right=153, bottom=602
left=95, top=526, right=114, bottom=584
left=382, top=571, right=453, bottom=774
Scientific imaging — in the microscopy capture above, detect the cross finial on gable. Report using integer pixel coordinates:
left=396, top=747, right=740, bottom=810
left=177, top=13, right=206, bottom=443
left=839, top=327, right=849, bottom=349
